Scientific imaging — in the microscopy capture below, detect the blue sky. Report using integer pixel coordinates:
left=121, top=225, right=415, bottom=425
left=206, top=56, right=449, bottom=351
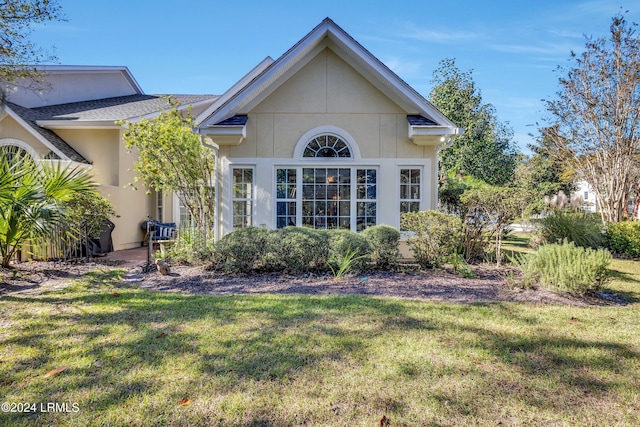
left=31, top=0, right=639, bottom=152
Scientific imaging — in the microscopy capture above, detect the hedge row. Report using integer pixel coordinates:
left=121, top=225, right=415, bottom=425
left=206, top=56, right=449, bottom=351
left=212, top=225, right=400, bottom=274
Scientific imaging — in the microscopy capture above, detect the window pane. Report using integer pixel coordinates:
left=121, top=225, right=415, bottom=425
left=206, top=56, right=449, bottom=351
left=339, top=169, right=351, bottom=183
left=400, top=169, right=410, bottom=184
left=366, top=185, right=376, bottom=199
left=410, top=169, right=420, bottom=184
left=410, top=184, right=420, bottom=199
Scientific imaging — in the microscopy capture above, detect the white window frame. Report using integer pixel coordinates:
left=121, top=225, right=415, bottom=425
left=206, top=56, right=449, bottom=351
left=274, top=165, right=378, bottom=232
left=275, top=167, right=298, bottom=229
left=156, top=191, right=164, bottom=222
left=399, top=167, right=423, bottom=227
left=231, top=166, right=255, bottom=229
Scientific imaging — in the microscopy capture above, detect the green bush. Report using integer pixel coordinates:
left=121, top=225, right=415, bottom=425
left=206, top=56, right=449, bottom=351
left=327, top=229, right=372, bottom=274
left=213, top=227, right=270, bottom=272
left=400, top=210, right=462, bottom=269
left=514, top=241, right=611, bottom=295
left=167, top=226, right=215, bottom=264
left=267, top=226, right=329, bottom=274
left=605, top=221, right=640, bottom=257
left=361, top=225, right=400, bottom=269
left=533, top=211, right=604, bottom=249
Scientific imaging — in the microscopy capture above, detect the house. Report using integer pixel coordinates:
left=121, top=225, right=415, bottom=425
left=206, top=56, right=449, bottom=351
left=0, top=65, right=218, bottom=251
left=0, top=18, right=461, bottom=254
left=573, top=180, right=596, bottom=213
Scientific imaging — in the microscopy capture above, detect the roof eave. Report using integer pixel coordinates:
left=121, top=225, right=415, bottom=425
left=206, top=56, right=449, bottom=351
left=199, top=125, right=246, bottom=146
left=408, top=125, right=463, bottom=147
left=37, top=120, right=121, bottom=129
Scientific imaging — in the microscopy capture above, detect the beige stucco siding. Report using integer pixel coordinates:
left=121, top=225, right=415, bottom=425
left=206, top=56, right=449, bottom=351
left=231, top=48, right=427, bottom=161
left=55, top=129, right=120, bottom=186
left=56, top=128, right=152, bottom=250
left=0, top=116, right=52, bottom=156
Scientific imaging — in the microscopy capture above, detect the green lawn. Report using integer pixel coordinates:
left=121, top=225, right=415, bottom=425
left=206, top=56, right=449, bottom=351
left=1, top=263, right=639, bottom=426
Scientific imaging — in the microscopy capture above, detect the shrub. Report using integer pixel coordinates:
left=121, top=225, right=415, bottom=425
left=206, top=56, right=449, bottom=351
left=167, top=225, right=215, bottom=264
left=213, top=227, right=270, bottom=272
left=400, top=210, right=462, bottom=269
left=533, top=211, right=604, bottom=249
left=327, top=229, right=372, bottom=274
left=605, top=221, right=640, bottom=257
left=267, top=227, right=329, bottom=274
left=361, top=225, right=400, bottom=269
left=514, top=241, right=611, bottom=295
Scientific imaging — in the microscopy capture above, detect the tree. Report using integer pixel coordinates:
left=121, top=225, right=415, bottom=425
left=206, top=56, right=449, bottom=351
left=120, top=103, right=216, bottom=239
left=0, top=0, right=64, bottom=105
left=514, top=127, right=577, bottom=215
left=460, top=186, right=527, bottom=266
left=0, top=146, right=94, bottom=267
left=545, top=12, right=640, bottom=224
left=430, top=58, right=518, bottom=186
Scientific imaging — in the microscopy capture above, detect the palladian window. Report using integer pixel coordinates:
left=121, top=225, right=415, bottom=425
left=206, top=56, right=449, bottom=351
left=276, top=132, right=376, bottom=231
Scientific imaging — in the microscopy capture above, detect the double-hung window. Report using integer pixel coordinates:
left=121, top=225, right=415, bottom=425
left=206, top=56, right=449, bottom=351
left=400, top=168, right=421, bottom=215
left=276, top=168, right=297, bottom=228
left=232, top=167, right=254, bottom=229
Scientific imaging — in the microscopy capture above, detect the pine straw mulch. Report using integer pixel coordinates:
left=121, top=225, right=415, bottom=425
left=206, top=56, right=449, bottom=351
left=1, top=259, right=630, bottom=307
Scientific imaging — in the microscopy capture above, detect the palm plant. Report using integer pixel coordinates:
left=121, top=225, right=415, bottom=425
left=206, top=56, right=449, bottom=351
left=0, top=146, right=94, bottom=267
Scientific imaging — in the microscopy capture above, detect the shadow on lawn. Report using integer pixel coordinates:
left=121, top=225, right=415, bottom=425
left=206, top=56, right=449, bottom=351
left=1, top=279, right=639, bottom=425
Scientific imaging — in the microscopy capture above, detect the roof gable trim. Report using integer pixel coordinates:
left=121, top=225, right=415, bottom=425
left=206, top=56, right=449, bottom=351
left=4, top=106, right=72, bottom=161
left=198, top=18, right=461, bottom=133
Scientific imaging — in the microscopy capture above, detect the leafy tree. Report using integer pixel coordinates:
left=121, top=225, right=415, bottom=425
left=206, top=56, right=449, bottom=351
left=515, top=127, right=577, bottom=215
left=0, top=0, right=64, bottom=105
left=438, top=172, right=488, bottom=215
left=430, top=58, right=518, bottom=186
left=62, top=190, right=117, bottom=240
left=460, top=186, right=527, bottom=266
left=545, top=12, right=640, bottom=223
left=0, top=146, right=94, bottom=267
left=120, top=103, right=216, bottom=239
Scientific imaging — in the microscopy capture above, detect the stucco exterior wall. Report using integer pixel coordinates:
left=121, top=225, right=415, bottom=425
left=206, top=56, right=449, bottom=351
left=0, top=116, right=52, bottom=156
left=4, top=71, right=139, bottom=108
left=55, top=128, right=152, bottom=250
left=229, top=49, right=428, bottom=161
left=55, top=129, right=120, bottom=186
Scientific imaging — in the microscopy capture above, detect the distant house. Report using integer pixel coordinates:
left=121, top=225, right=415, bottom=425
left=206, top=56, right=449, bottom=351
left=0, top=18, right=461, bottom=253
left=573, top=180, right=597, bottom=213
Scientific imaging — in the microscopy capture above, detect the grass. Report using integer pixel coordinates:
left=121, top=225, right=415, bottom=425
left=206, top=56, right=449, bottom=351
left=0, top=265, right=639, bottom=426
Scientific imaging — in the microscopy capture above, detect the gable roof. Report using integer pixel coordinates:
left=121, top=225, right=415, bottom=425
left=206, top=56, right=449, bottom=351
left=5, top=93, right=218, bottom=163
left=5, top=102, right=89, bottom=163
left=34, top=94, right=218, bottom=128
left=198, top=18, right=460, bottom=135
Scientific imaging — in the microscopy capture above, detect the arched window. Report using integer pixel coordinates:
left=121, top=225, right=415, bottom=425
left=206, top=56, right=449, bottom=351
left=293, top=126, right=360, bottom=160
left=0, top=138, right=38, bottom=161
left=303, top=135, right=351, bottom=158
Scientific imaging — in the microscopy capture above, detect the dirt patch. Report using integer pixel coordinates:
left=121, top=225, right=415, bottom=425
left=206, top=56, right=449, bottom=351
left=0, top=260, right=628, bottom=306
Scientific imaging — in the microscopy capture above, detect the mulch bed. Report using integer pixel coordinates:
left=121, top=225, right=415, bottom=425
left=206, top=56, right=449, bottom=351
left=0, top=260, right=629, bottom=307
